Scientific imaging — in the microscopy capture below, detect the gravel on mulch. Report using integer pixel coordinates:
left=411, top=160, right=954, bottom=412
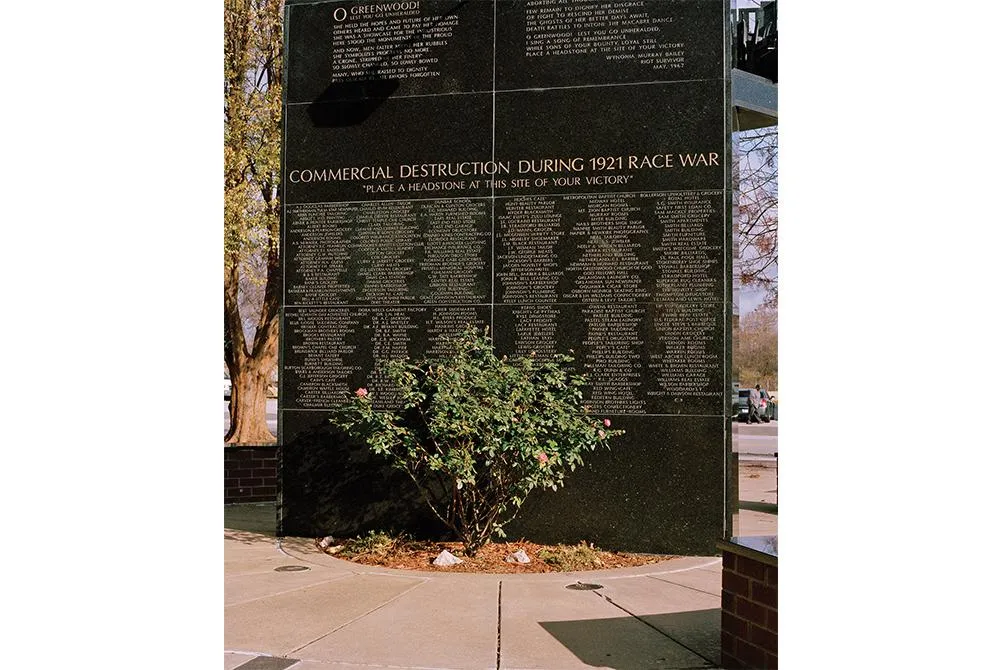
left=317, top=537, right=676, bottom=573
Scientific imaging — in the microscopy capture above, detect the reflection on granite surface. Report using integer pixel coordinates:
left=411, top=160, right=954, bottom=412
left=731, top=535, right=778, bottom=557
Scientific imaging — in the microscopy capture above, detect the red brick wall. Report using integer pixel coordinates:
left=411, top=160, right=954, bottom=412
left=224, top=446, right=278, bottom=503
left=720, top=546, right=778, bottom=669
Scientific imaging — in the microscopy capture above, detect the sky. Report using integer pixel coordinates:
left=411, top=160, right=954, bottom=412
left=732, top=1, right=777, bottom=316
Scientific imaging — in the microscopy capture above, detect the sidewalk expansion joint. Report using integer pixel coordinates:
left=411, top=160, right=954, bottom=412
left=285, top=577, right=430, bottom=656
left=496, top=580, right=502, bottom=670
left=645, top=574, right=720, bottom=598
left=638, top=558, right=721, bottom=579
left=225, top=573, right=355, bottom=608
left=593, top=591, right=718, bottom=667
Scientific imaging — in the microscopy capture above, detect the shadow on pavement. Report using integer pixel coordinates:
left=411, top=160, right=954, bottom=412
left=540, top=608, right=720, bottom=669
left=225, top=503, right=277, bottom=537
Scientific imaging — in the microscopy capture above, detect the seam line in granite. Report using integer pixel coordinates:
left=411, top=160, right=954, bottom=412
left=283, top=188, right=726, bottom=208
left=721, top=0, right=730, bottom=544
left=490, top=0, right=497, bottom=333
left=284, top=77, right=724, bottom=106
left=278, top=405, right=726, bottom=415
left=278, top=300, right=725, bottom=309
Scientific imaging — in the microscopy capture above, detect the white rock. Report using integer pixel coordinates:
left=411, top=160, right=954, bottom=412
left=433, top=550, right=463, bottom=566
left=505, top=549, right=531, bottom=564
left=319, top=536, right=335, bottom=549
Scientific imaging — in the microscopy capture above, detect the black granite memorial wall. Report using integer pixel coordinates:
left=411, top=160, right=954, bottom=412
left=279, top=0, right=732, bottom=554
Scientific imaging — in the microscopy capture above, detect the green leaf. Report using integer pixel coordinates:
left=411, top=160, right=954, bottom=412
left=335, top=325, right=627, bottom=554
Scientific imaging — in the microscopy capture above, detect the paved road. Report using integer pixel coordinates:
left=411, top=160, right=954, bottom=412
left=732, top=420, right=778, bottom=459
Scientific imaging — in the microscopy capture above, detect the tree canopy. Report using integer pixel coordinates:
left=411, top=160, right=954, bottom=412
left=734, top=126, right=778, bottom=308
left=223, top=0, right=283, bottom=444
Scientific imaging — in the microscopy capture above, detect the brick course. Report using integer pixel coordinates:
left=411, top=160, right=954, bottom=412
left=720, top=542, right=777, bottom=669
left=721, top=611, right=748, bottom=639
left=747, top=623, right=777, bottom=651
left=722, top=590, right=736, bottom=613
left=735, top=639, right=765, bottom=668
left=735, top=596, right=768, bottom=627
left=721, top=630, right=736, bottom=656
left=752, top=582, right=778, bottom=609
left=735, top=555, right=762, bottom=578
left=722, top=570, right=750, bottom=598
left=224, top=446, right=279, bottom=504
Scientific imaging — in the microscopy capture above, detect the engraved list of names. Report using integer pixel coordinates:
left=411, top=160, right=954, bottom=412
left=280, top=0, right=730, bottom=553
left=282, top=0, right=728, bottom=421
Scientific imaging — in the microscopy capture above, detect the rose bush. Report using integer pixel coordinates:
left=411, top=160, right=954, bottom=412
left=333, top=326, right=623, bottom=555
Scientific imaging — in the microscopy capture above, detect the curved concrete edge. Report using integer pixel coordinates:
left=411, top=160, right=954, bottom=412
left=270, top=532, right=722, bottom=582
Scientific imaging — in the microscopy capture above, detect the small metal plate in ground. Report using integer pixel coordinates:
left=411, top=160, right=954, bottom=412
left=235, top=656, right=299, bottom=670
left=273, top=565, right=310, bottom=572
left=565, top=582, right=603, bottom=590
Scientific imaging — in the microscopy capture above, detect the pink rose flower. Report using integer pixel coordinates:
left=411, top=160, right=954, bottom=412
left=603, top=419, right=611, bottom=427
left=355, top=388, right=369, bottom=397
left=536, top=452, right=549, bottom=465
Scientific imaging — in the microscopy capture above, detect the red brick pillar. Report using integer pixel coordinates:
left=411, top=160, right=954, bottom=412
left=224, top=446, right=279, bottom=503
left=718, top=539, right=778, bottom=669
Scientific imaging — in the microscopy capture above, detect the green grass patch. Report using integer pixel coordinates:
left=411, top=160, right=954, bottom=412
left=537, top=541, right=607, bottom=571
left=334, top=530, right=415, bottom=560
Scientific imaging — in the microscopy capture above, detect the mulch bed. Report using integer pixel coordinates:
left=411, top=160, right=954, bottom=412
left=316, top=537, right=676, bottom=574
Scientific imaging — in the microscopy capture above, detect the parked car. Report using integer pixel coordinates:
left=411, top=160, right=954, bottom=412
left=732, top=388, right=776, bottom=422
left=731, top=385, right=746, bottom=420
left=224, top=375, right=232, bottom=399
left=762, top=392, right=778, bottom=421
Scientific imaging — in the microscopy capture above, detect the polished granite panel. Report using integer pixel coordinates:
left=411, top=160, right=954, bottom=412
left=508, top=415, right=726, bottom=555
left=283, top=93, right=494, bottom=204
left=280, top=304, right=491, bottom=414
left=491, top=190, right=727, bottom=305
left=278, top=409, right=444, bottom=539
left=283, top=198, right=493, bottom=307
left=279, top=0, right=730, bottom=552
left=493, top=82, right=726, bottom=197
left=492, top=303, right=726, bottom=417
left=495, top=0, right=725, bottom=91
left=285, top=0, right=495, bottom=104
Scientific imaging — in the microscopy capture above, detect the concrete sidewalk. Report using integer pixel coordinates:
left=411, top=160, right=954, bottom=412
left=225, top=508, right=724, bottom=670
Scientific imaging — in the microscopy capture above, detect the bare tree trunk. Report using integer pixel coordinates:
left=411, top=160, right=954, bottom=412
left=224, top=0, right=284, bottom=445
left=224, top=246, right=280, bottom=444
left=225, top=358, right=274, bottom=444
